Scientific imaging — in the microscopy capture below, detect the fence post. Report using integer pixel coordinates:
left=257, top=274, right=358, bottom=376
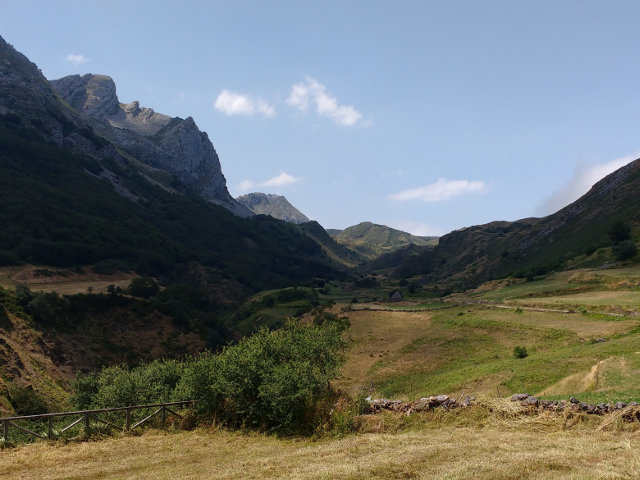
left=161, top=406, right=166, bottom=428
left=125, top=408, right=131, bottom=430
left=2, top=421, right=7, bottom=444
left=84, top=413, right=90, bottom=436
left=48, top=416, right=53, bottom=440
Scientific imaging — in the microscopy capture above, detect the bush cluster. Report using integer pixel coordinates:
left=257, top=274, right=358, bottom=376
left=72, top=319, right=347, bottom=433
left=8, top=385, right=50, bottom=415
left=513, top=345, right=528, bottom=359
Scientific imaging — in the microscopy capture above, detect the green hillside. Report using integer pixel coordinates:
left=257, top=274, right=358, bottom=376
left=0, top=116, right=342, bottom=290
left=330, top=221, right=437, bottom=261
left=392, top=159, right=640, bottom=290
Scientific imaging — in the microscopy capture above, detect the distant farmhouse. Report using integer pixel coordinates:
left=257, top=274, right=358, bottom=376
left=389, top=289, right=404, bottom=302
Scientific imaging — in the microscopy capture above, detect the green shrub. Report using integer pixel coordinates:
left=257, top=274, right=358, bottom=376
left=513, top=345, right=528, bottom=359
left=204, top=319, right=347, bottom=432
left=127, top=277, right=160, bottom=299
left=9, top=385, right=49, bottom=415
left=72, top=359, right=184, bottom=409
left=70, top=371, right=99, bottom=410
left=609, top=220, right=631, bottom=244
left=172, top=353, right=218, bottom=414
left=26, top=292, right=57, bottom=323
left=14, top=284, right=33, bottom=306
left=613, top=240, right=637, bottom=261
left=72, top=320, right=347, bottom=433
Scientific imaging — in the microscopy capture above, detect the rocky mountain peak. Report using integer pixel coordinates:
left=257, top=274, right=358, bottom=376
left=50, top=74, right=119, bottom=119
left=236, top=193, right=310, bottom=224
left=2, top=35, right=248, bottom=216
left=51, top=73, right=252, bottom=217
left=50, top=74, right=172, bottom=137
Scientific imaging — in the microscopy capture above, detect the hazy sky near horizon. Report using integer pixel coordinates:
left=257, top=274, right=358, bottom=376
left=2, top=0, right=640, bottom=235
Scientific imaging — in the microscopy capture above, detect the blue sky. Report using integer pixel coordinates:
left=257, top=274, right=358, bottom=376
left=2, top=0, right=640, bottom=235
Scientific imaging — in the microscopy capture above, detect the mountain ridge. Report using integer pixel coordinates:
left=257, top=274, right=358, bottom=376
left=236, top=192, right=310, bottom=224
left=393, top=157, right=640, bottom=289
left=0, top=34, right=348, bottom=287
left=50, top=73, right=252, bottom=217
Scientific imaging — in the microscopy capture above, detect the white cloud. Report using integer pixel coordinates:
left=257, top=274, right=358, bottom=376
left=66, top=54, right=89, bottom=66
left=237, top=171, right=301, bottom=194
left=286, top=76, right=365, bottom=127
left=388, top=221, right=444, bottom=237
left=261, top=171, right=301, bottom=187
left=238, top=180, right=255, bottom=193
left=214, top=90, right=275, bottom=118
left=389, top=178, right=487, bottom=202
left=287, top=83, right=310, bottom=111
left=537, top=154, right=637, bottom=216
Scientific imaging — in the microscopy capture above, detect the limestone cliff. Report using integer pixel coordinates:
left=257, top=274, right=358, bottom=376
left=50, top=74, right=252, bottom=217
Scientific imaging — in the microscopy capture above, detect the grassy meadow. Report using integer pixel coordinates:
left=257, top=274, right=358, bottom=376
left=4, top=266, right=640, bottom=478
left=338, top=267, right=640, bottom=403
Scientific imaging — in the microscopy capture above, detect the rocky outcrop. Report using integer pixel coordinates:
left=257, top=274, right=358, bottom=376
left=236, top=192, right=309, bottom=223
left=365, top=394, right=474, bottom=414
left=51, top=74, right=170, bottom=135
left=510, top=393, right=640, bottom=416
left=50, top=73, right=252, bottom=217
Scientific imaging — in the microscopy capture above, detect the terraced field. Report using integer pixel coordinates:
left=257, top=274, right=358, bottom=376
left=337, top=268, right=640, bottom=403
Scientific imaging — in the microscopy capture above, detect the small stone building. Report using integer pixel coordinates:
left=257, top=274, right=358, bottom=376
left=389, top=289, right=403, bottom=302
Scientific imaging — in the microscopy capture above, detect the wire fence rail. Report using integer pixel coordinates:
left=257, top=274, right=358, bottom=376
left=0, top=400, right=195, bottom=445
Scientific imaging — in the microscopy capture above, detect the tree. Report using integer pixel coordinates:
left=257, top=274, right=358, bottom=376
left=14, top=284, right=33, bottom=307
left=127, top=277, right=159, bottom=299
left=72, top=320, right=347, bottom=433
left=609, top=220, right=631, bottom=244
left=408, top=280, right=420, bottom=294
left=614, top=240, right=637, bottom=261
left=174, top=319, right=347, bottom=432
left=26, top=292, right=56, bottom=323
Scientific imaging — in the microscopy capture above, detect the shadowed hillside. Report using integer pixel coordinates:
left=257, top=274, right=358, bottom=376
left=393, top=159, right=640, bottom=289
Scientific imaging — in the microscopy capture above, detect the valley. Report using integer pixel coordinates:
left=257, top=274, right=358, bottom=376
left=2, top=28, right=640, bottom=479
left=2, top=268, right=640, bottom=478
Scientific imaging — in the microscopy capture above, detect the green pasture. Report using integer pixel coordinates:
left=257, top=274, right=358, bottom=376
left=341, top=296, right=640, bottom=403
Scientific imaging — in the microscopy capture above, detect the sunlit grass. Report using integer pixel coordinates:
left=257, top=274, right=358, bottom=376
left=338, top=301, right=640, bottom=402
left=1, top=411, right=640, bottom=480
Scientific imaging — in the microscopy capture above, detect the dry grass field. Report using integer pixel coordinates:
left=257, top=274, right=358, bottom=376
left=336, top=308, right=433, bottom=394
left=1, top=407, right=639, bottom=480
left=0, top=266, right=134, bottom=294
left=473, top=308, right=640, bottom=340
left=514, top=290, right=640, bottom=309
